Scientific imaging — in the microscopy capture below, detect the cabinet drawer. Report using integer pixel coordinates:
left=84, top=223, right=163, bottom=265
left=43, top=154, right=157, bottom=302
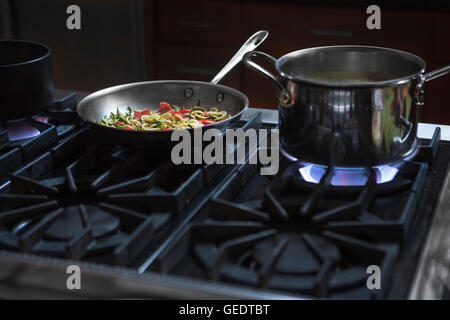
left=155, top=43, right=241, bottom=89
left=244, top=3, right=432, bottom=57
left=244, top=3, right=368, bottom=55
left=156, top=0, right=242, bottom=47
left=433, top=13, right=450, bottom=63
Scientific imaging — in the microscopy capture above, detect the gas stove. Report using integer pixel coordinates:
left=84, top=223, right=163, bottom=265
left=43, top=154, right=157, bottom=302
left=0, top=91, right=449, bottom=299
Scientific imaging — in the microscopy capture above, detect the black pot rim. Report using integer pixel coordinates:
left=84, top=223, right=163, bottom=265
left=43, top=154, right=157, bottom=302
left=0, top=40, right=52, bottom=69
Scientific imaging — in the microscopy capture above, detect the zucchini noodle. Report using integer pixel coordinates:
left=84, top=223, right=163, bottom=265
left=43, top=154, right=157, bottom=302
left=97, top=102, right=231, bottom=132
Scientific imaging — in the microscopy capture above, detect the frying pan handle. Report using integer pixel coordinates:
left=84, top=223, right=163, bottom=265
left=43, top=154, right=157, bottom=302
left=210, top=30, right=269, bottom=84
left=415, top=64, right=450, bottom=107
left=242, top=51, right=292, bottom=106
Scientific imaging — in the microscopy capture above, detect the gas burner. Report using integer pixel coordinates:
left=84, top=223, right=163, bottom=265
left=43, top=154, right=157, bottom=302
left=0, top=202, right=161, bottom=263
left=295, top=128, right=440, bottom=188
left=0, top=118, right=57, bottom=184
left=7, top=120, right=41, bottom=141
left=298, top=163, right=399, bottom=186
left=44, top=206, right=121, bottom=240
left=295, top=129, right=441, bottom=188
left=154, top=222, right=394, bottom=298
left=0, top=91, right=82, bottom=186
left=33, top=116, right=50, bottom=124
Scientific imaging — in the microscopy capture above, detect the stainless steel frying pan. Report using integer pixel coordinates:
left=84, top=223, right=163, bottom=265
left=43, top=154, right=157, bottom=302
left=77, top=31, right=268, bottom=149
left=77, top=80, right=249, bottom=149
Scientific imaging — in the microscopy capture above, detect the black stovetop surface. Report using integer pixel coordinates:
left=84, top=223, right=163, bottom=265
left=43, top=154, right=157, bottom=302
left=143, top=128, right=449, bottom=299
left=0, top=91, right=449, bottom=299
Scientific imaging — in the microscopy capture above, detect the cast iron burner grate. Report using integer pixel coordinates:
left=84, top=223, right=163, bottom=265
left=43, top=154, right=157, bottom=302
left=0, top=109, right=264, bottom=267
left=150, top=129, right=441, bottom=299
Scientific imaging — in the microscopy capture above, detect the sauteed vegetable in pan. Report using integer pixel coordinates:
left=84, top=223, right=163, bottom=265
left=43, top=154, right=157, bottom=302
left=98, top=102, right=231, bottom=131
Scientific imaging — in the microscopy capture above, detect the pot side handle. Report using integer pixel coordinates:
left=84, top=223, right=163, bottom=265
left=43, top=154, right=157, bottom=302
left=242, top=51, right=291, bottom=105
left=424, top=64, right=450, bottom=82
left=415, top=64, right=450, bottom=106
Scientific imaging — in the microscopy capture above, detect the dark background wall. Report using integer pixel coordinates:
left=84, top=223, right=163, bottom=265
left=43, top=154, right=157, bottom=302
left=2, top=0, right=146, bottom=91
left=0, top=0, right=449, bottom=124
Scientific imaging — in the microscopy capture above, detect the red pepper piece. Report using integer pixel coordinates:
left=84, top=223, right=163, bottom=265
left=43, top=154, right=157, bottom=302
left=201, top=120, right=215, bottom=125
left=133, top=109, right=150, bottom=119
left=180, top=109, right=191, bottom=114
left=159, top=102, right=172, bottom=113
left=173, top=112, right=185, bottom=119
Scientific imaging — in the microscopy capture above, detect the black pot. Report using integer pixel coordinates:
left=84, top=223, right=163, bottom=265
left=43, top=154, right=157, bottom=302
left=0, top=40, right=54, bottom=121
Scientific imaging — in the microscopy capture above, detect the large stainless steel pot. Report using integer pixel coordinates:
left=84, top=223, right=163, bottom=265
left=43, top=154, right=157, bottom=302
left=243, top=46, right=450, bottom=167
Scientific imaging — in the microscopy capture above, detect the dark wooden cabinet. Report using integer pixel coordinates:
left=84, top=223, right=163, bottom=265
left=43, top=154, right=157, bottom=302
left=240, top=3, right=436, bottom=109
left=423, top=13, right=450, bottom=124
left=155, top=43, right=241, bottom=89
left=156, top=0, right=243, bottom=47
left=425, top=62, right=450, bottom=123
left=151, top=0, right=243, bottom=92
left=148, top=1, right=450, bottom=123
left=361, top=10, right=433, bottom=59
left=433, top=12, right=450, bottom=64
left=243, top=3, right=369, bottom=108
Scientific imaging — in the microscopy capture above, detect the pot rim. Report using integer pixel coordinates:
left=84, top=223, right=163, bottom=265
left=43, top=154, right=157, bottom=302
left=275, top=45, right=426, bottom=88
left=0, top=40, right=52, bottom=69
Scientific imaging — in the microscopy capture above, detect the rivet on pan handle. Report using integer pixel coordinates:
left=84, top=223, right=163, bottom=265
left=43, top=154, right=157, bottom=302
left=216, top=93, right=224, bottom=103
left=184, top=88, right=194, bottom=98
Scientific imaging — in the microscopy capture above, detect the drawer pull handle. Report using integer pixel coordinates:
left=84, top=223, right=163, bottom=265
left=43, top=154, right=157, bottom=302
left=310, top=28, right=354, bottom=38
left=177, top=19, right=217, bottom=29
